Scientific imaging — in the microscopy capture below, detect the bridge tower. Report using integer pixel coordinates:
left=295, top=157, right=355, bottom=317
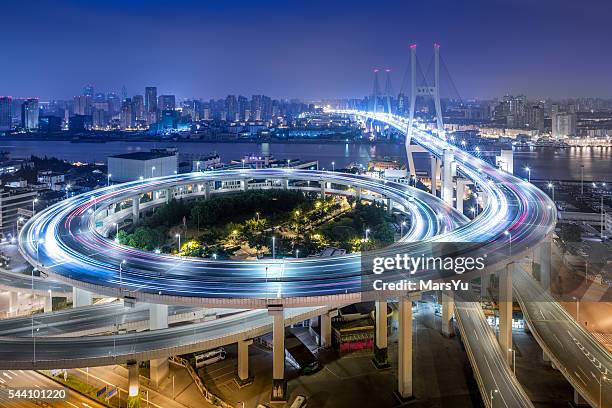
left=372, top=69, right=381, bottom=113
left=405, top=44, right=446, bottom=177
left=383, top=69, right=393, bottom=114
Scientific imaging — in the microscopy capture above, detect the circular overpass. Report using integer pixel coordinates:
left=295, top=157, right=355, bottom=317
left=19, top=112, right=556, bottom=309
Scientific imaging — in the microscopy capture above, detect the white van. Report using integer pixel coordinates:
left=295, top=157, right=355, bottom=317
left=289, top=395, right=308, bottom=408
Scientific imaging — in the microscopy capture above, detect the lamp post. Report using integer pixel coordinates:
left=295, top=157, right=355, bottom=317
left=119, top=260, right=126, bottom=293
left=176, top=233, right=181, bottom=253
left=504, top=230, right=512, bottom=256
left=525, top=167, right=531, bottom=183
left=151, top=166, right=156, bottom=178
left=508, top=348, right=516, bottom=375
left=400, top=221, right=406, bottom=237
left=490, top=389, right=498, bottom=407
left=32, top=198, right=39, bottom=216
left=196, top=161, right=201, bottom=172
left=107, top=174, right=112, bottom=186
left=295, top=249, right=299, bottom=258
left=548, top=182, right=555, bottom=202
left=332, top=161, right=335, bottom=171
left=365, top=228, right=370, bottom=241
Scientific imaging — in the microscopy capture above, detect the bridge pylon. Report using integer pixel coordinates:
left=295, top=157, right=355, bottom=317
left=405, top=43, right=446, bottom=177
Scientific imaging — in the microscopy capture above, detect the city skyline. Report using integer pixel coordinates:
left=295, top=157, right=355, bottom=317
left=2, top=0, right=612, bottom=100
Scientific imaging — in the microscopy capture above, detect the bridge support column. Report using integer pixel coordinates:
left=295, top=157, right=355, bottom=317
left=72, top=287, right=92, bottom=308
left=204, top=183, right=211, bottom=199
left=132, top=196, right=140, bottom=223
left=269, top=306, right=287, bottom=402
left=236, top=339, right=254, bottom=386
left=430, top=155, right=439, bottom=196
left=8, top=291, right=18, bottom=313
left=539, top=241, right=551, bottom=292
left=480, top=272, right=490, bottom=298
left=282, top=179, right=289, bottom=190
left=499, top=264, right=513, bottom=366
left=355, top=187, right=362, bottom=204
left=127, top=360, right=140, bottom=405
left=386, top=198, right=393, bottom=215
left=149, top=304, right=169, bottom=386
left=441, top=150, right=454, bottom=205
left=441, top=291, right=455, bottom=337
left=165, top=188, right=171, bottom=203
left=242, top=179, right=248, bottom=191
left=43, top=291, right=52, bottom=313
left=373, top=300, right=390, bottom=368
left=455, top=178, right=469, bottom=214
left=320, top=181, right=327, bottom=198
left=320, top=309, right=337, bottom=348
left=395, top=295, right=414, bottom=401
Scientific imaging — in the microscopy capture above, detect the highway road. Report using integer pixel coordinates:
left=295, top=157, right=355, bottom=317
left=514, top=266, right=612, bottom=407
left=455, top=294, right=534, bottom=408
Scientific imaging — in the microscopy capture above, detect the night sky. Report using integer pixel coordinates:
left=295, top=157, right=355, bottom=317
left=2, top=0, right=611, bottom=100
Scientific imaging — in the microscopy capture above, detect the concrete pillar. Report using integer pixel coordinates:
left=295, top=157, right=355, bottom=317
left=481, top=272, right=490, bottom=298
left=373, top=300, right=390, bottom=368
left=242, top=179, right=248, bottom=191
left=386, top=198, right=393, bottom=215
left=396, top=296, right=414, bottom=400
left=149, top=304, right=169, bottom=385
left=237, top=339, right=253, bottom=385
left=442, top=150, right=454, bottom=205
left=72, top=287, right=92, bottom=308
left=499, top=264, right=513, bottom=366
left=539, top=241, right=551, bottom=292
left=282, top=179, right=289, bottom=190
left=269, top=306, right=286, bottom=402
left=43, top=292, right=53, bottom=313
left=132, top=196, right=140, bottom=222
left=8, top=291, right=18, bottom=313
left=320, top=310, right=337, bottom=348
left=204, top=183, right=211, bottom=199
left=455, top=178, right=469, bottom=214
left=356, top=187, right=362, bottom=203
left=165, top=188, right=171, bottom=203
left=441, top=291, right=455, bottom=337
left=127, top=360, right=140, bottom=402
left=320, top=181, right=327, bottom=198
left=430, top=155, right=438, bottom=196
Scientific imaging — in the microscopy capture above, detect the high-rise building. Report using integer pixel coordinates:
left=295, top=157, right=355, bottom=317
left=525, top=104, right=545, bottom=132
left=74, top=95, right=92, bottom=115
left=107, top=93, right=121, bottom=114
left=21, top=98, right=39, bottom=131
left=132, top=95, right=145, bottom=121
left=39, top=115, right=62, bottom=133
left=0, top=97, right=11, bottom=131
left=120, top=98, right=135, bottom=129
left=551, top=104, right=577, bottom=139
left=225, top=95, right=238, bottom=121
left=145, top=87, right=157, bottom=123
left=158, top=95, right=176, bottom=111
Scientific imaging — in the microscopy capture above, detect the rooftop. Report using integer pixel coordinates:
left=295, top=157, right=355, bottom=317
left=108, top=151, right=176, bottom=161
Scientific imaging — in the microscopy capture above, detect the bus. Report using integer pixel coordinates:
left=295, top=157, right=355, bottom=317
left=285, top=329, right=320, bottom=374
left=195, top=347, right=226, bottom=368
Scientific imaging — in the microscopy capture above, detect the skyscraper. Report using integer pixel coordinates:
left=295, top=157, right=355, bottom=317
left=0, top=97, right=11, bottom=131
left=145, top=87, right=157, bottom=123
left=132, top=95, right=145, bottom=121
left=21, top=98, right=39, bottom=131
left=120, top=98, right=135, bottom=129
left=158, top=95, right=176, bottom=111
left=551, top=104, right=577, bottom=139
left=74, top=95, right=92, bottom=116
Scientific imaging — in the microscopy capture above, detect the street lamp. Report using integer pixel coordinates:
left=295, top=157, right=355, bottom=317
left=365, top=228, right=370, bottom=241
left=504, top=230, right=512, bottom=255
left=332, top=161, right=335, bottom=171
left=400, top=221, right=406, bottom=237
left=490, top=389, right=498, bottom=407
left=242, top=159, right=245, bottom=169
left=196, top=161, right=201, bottom=172
left=525, top=167, right=531, bottom=183
left=548, top=182, right=555, bottom=202
left=32, top=198, right=39, bottom=215
left=107, top=173, right=112, bottom=186
left=151, top=166, right=156, bottom=178
left=176, top=233, right=181, bottom=252
left=295, top=249, right=299, bottom=258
